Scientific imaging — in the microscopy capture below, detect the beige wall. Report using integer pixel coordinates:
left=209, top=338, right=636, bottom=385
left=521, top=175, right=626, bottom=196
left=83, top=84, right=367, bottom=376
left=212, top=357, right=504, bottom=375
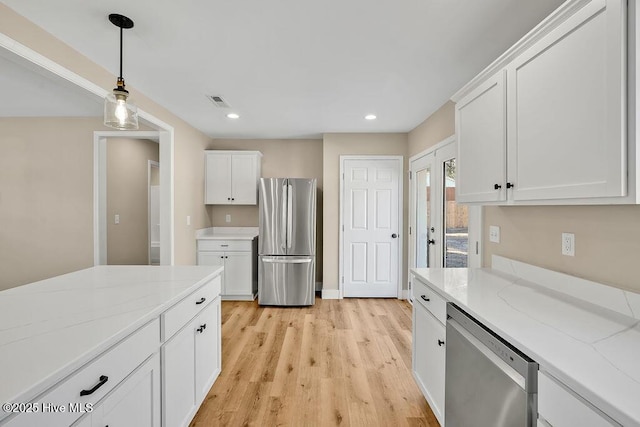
left=322, top=133, right=408, bottom=291
left=484, top=206, right=640, bottom=293
left=0, top=118, right=100, bottom=290
left=0, top=5, right=213, bottom=268
left=205, top=139, right=324, bottom=281
left=408, top=101, right=455, bottom=157
left=107, top=138, right=159, bottom=265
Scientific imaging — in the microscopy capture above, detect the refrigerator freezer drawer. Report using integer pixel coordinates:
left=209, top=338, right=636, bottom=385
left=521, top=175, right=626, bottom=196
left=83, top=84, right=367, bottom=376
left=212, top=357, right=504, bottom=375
left=258, top=256, right=315, bottom=306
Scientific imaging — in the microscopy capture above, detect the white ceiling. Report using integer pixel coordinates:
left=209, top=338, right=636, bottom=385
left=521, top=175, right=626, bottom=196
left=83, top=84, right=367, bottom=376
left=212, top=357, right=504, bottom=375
left=1, top=0, right=564, bottom=138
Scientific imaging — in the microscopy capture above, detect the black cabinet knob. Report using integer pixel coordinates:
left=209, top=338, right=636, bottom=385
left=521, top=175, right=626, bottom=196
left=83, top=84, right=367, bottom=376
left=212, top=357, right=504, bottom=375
left=494, top=184, right=502, bottom=190
left=428, top=239, right=435, bottom=245
left=438, top=340, right=445, bottom=347
left=506, top=182, right=515, bottom=189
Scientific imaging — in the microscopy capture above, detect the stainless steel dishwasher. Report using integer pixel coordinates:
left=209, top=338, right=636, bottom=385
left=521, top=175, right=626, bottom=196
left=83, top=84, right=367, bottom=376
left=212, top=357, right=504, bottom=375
left=445, top=303, right=538, bottom=427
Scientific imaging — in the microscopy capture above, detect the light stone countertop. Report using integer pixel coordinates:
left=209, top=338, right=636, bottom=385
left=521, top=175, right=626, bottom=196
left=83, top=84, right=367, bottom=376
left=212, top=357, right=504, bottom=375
left=0, top=265, right=223, bottom=418
left=411, top=256, right=640, bottom=427
left=195, top=227, right=258, bottom=240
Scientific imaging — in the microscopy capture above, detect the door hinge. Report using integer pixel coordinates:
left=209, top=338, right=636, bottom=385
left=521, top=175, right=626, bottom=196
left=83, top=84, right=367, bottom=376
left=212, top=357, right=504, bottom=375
left=342, top=173, right=345, bottom=180
left=342, top=224, right=344, bottom=231
left=409, top=171, right=412, bottom=179
left=409, top=226, right=412, bottom=235
left=476, top=241, right=479, bottom=255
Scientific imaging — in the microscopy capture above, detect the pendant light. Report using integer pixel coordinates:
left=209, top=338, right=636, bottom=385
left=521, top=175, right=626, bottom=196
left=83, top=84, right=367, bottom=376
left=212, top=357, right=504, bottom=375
left=104, top=13, right=138, bottom=130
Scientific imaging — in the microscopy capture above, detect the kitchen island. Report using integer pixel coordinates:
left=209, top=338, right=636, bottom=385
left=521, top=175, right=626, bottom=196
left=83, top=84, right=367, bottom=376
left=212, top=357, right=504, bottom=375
left=0, top=265, right=223, bottom=427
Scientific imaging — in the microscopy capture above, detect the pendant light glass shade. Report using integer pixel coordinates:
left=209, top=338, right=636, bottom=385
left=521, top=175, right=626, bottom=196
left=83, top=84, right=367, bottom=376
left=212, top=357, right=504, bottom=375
left=104, top=88, right=138, bottom=130
left=104, top=14, right=138, bottom=130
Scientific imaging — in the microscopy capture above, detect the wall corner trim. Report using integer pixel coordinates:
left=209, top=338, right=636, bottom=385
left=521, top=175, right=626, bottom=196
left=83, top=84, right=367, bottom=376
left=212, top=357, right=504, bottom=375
left=321, top=289, right=342, bottom=299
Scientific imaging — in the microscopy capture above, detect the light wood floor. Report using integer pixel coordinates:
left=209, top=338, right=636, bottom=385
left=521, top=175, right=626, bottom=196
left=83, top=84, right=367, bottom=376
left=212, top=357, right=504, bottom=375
left=190, top=297, right=439, bottom=427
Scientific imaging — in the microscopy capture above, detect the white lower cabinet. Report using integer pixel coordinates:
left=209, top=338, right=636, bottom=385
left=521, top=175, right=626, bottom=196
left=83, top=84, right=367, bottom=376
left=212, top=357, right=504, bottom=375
left=197, top=238, right=257, bottom=300
left=412, top=291, right=446, bottom=425
left=538, top=371, right=617, bottom=427
left=89, top=353, right=161, bottom=427
left=162, top=298, right=221, bottom=427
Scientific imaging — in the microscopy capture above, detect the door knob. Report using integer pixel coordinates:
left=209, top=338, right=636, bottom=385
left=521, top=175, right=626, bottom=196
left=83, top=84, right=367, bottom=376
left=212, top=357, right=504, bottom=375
left=391, top=233, right=398, bottom=238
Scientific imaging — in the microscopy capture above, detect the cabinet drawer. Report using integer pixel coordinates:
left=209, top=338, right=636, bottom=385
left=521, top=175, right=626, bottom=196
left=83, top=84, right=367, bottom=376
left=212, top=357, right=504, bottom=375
left=412, top=277, right=447, bottom=324
left=162, top=276, right=221, bottom=341
left=4, top=319, right=159, bottom=427
left=538, top=371, right=617, bottom=427
left=197, top=239, right=252, bottom=252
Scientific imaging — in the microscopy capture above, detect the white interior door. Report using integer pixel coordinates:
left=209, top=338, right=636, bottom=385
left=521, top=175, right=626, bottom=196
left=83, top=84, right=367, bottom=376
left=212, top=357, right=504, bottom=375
left=342, top=157, right=402, bottom=298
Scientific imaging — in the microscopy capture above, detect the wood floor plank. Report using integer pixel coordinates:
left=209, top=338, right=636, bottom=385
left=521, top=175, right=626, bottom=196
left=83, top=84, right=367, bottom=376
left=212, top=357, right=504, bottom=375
left=190, top=297, right=440, bottom=427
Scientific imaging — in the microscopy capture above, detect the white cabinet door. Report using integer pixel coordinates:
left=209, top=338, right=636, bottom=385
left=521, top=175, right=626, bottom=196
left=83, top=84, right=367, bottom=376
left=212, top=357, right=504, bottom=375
left=197, top=251, right=226, bottom=294
left=162, top=323, right=196, bottom=427
left=456, top=70, right=507, bottom=203
left=91, top=354, right=161, bottom=427
left=506, top=0, right=625, bottom=201
left=205, top=153, right=232, bottom=204
left=231, top=154, right=258, bottom=204
left=413, top=303, right=446, bottom=425
left=194, top=300, right=221, bottom=404
left=224, top=252, right=252, bottom=297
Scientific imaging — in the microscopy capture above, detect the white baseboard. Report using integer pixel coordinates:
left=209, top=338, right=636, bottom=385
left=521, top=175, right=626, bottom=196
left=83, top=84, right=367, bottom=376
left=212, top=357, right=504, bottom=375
left=321, top=289, right=341, bottom=299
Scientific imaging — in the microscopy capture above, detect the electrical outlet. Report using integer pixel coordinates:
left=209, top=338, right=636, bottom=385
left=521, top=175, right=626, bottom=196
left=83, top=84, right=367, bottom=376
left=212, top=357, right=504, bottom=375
left=489, top=225, right=500, bottom=243
left=562, top=232, right=575, bottom=256
left=225, top=214, right=231, bottom=223
left=114, top=214, right=120, bottom=225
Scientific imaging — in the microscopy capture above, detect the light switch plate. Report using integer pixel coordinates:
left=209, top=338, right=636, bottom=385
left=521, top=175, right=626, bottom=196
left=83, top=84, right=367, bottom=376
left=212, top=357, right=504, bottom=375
left=114, top=214, right=120, bottom=225
left=186, top=215, right=191, bottom=226
left=225, top=214, right=231, bottom=223
left=489, top=225, right=500, bottom=243
left=562, top=232, right=575, bottom=256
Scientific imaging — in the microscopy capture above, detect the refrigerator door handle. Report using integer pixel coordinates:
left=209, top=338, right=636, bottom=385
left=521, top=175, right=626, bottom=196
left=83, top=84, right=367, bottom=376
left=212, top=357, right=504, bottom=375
left=262, top=257, right=312, bottom=264
left=287, top=184, right=293, bottom=250
left=281, top=180, right=288, bottom=250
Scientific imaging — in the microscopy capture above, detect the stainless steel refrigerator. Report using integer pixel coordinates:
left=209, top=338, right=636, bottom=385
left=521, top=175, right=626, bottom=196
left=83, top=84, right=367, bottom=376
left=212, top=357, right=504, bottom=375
left=258, top=178, right=316, bottom=306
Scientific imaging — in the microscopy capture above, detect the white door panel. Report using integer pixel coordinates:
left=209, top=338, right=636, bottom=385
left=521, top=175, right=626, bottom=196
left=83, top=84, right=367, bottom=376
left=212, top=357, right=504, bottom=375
left=343, top=158, right=401, bottom=298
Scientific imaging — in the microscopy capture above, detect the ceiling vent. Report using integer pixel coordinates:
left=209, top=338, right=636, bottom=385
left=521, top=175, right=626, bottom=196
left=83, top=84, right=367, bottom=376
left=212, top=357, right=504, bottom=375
left=207, top=95, right=230, bottom=109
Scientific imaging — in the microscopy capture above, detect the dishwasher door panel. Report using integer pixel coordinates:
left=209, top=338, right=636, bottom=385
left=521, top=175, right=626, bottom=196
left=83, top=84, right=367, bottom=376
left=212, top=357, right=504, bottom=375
left=445, top=318, right=532, bottom=427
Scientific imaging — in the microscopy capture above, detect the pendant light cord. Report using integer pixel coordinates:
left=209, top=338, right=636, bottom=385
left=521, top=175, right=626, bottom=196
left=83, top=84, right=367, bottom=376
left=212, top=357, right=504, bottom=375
left=119, top=26, right=123, bottom=80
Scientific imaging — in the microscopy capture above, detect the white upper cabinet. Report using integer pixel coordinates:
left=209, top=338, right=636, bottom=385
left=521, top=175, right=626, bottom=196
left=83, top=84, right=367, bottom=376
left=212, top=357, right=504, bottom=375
left=453, top=0, right=629, bottom=205
left=204, top=151, right=262, bottom=205
left=456, top=70, right=507, bottom=203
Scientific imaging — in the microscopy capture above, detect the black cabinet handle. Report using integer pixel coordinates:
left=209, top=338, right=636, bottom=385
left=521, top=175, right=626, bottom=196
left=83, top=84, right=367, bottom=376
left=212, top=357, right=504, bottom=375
left=420, top=295, right=430, bottom=302
left=438, top=340, right=445, bottom=347
left=197, top=323, right=207, bottom=333
left=196, top=297, right=206, bottom=305
left=80, top=375, right=109, bottom=396
left=494, top=184, right=502, bottom=190
left=506, top=182, right=515, bottom=189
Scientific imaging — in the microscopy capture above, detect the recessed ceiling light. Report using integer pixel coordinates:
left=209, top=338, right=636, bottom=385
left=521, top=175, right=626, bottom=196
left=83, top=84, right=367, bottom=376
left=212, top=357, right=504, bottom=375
left=226, top=113, right=240, bottom=119
left=365, top=114, right=377, bottom=120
